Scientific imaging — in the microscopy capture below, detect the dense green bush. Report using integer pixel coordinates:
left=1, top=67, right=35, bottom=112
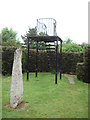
left=61, top=52, right=83, bottom=74
left=76, top=63, right=88, bottom=83
left=62, top=43, right=83, bottom=52
left=22, top=48, right=27, bottom=73
left=2, top=46, right=83, bottom=75
left=76, top=47, right=89, bottom=83
left=83, top=48, right=90, bottom=65
left=2, top=46, right=17, bottom=75
left=76, top=63, right=86, bottom=82
left=2, top=47, right=26, bottom=75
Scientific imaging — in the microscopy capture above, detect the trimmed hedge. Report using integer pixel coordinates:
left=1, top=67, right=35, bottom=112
left=76, top=48, right=89, bottom=83
left=76, top=63, right=87, bottom=82
left=2, top=46, right=17, bottom=75
left=2, top=46, right=83, bottom=75
left=61, top=52, right=83, bottom=74
left=83, top=48, right=90, bottom=65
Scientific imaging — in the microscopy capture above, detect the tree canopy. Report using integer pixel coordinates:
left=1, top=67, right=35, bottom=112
left=62, top=38, right=83, bottom=52
left=1, top=27, right=21, bottom=47
left=1, top=27, right=17, bottom=42
left=21, top=27, right=46, bottom=49
left=21, top=27, right=37, bottom=47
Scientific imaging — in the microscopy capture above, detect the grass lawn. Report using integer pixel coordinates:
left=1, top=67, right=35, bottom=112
left=2, top=73, right=88, bottom=118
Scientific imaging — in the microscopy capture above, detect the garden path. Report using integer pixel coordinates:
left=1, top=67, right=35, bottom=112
left=64, top=74, right=75, bottom=84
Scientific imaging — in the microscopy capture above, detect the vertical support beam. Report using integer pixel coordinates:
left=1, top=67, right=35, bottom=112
left=55, top=39, right=58, bottom=84
left=60, top=41, right=62, bottom=79
left=27, top=37, right=30, bottom=80
left=36, top=41, right=38, bottom=77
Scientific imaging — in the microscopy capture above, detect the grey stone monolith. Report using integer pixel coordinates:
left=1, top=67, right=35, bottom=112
left=10, top=48, right=23, bottom=108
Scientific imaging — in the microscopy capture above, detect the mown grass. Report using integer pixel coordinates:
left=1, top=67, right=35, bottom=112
left=0, top=75, right=2, bottom=120
left=2, top=73, right=88, bottom=118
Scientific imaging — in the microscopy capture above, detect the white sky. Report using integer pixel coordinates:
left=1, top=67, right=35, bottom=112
left=0, top=0, right=89, bottom=44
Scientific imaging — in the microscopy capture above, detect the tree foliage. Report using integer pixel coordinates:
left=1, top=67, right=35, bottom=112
left=1, top=27, right=17, bottom=42
left=2, top=40, right=21, bottom=47
left=62, top=43, right=83, bottom=52
left=21, top=27, right=37, bottom=46
left=63, top=38, right=73, bottom=44
left=0, top=33, right=2, bottom=45
left=21, top=27, right=46, bottom=49
left=62, top=38, right=83, bottom=52
left=82, top=43, right=90, bottom=52
left=1, top=27, right=21, bottom=47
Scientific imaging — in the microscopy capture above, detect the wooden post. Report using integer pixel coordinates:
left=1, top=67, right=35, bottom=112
left=36, top=41, right=38, bottom=77
left=27, top=37, right=30, bottom=80
left=60, top=41, right=62, bottom=79
left=55, top=39, right=58, bottom=84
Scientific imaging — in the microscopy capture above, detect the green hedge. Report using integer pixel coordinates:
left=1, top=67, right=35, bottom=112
left=2, top=47, right=26, bottom=75
left=76, top=48, right=89, bottom=83
left=83, top=48, right=90, bottom=65
left=2, top=46, right=83, bottom=75
left=76, top=63, right=88, bottom=83
left=2, top=46, right=17, bottom=75
left=61, top=52, right=83, bottom=74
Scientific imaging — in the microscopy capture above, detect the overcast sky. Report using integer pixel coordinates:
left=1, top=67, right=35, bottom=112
left=0, top=0, right=89, bottom=44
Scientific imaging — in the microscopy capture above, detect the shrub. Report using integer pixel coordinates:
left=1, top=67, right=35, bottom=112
left=22, top=48, right=27, bottom=73
left=2, top=46, right=83, bottom=75
left=76, top=47, right=89, bottom=83
left=62, top=43, right=83, bottom=52
left=2, top=46, right=17, bottom=75
left=76, top=63, right=88, bottom=83
left=61, top=52, right=83, bottom=74
left=76, top=63, right=85, bottom=81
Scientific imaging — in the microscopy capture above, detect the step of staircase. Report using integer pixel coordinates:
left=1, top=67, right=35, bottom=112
left=46, top=48, right=55, bottom=51
left=45, top=44, right=55, bottom=47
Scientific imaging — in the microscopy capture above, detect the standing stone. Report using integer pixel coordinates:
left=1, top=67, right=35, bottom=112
left=10, top=48, right=23, bottom=108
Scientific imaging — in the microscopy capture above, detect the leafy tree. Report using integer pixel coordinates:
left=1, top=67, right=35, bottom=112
left=63, top=38, right=73, bottom=44
left=2, top=40, right=21, bottom=47
left=62, top=38, right=83, bottom=52
left=81, top=43, right=89, bottom=52
left=62, top=43, right=83, bottom=52
left=21, top=27, right=46, bottom=49
left=39, top=32, right=47, bottom=36
left=1, top=27, right=21, bottom=47
left=1, top=27, right=17, bottom=42
left=21, top=27, right=37, bottom=46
